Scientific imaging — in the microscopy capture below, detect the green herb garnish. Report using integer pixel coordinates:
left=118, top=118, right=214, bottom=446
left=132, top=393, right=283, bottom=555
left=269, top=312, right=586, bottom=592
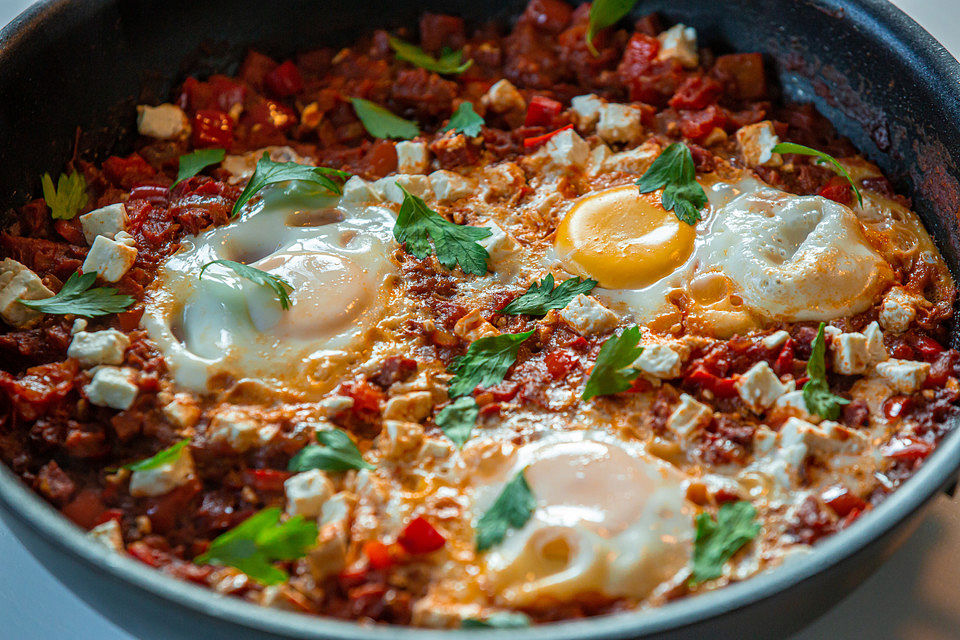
left=124, top=439, right=191, bottom=471
left=581, top=326, right=644, bottom=400
left=231, top=153, right=349, bottom=216
left=388, top=36, right=473, bottom=75
left=350, top=97, right=420, bottom=140
left=42, top=171, right=88, bottom=220
left=802, top=322, right=850, bottom=420
left=194, top=507, right=317, bottom=585
left=586, top=0, right=639, bottom=56
left=501, top=274, right=597, bottom=317
left=772, top=142, right=863, bottom=207
left=435, top=396, right=479, bottom=447
left=287, top=428, right=374, bottom=472
left=462, top=612, right=532, bottom=629
left=441, top=102, right=485, bottom=137
left=18, top=271, right=134, bottom=318
left=636, top=142, right=708, bottom=225
left=199, top=260, right=293, bottom=310
left=448, top=330, right=535, bottom=398
left=393, top=185, right=491, bottom=276
left=174, top=148, right=226, bottom=186
left=476, top=470, right=536, bottom=551
left=691, top=501, right=761, bottom=584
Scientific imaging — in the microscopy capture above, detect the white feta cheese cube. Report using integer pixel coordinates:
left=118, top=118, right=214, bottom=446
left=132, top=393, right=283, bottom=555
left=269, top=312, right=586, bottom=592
left=597, top=103, right=643, bottom=146
left=762, top=330, right=791, bottom=350
left=320, top=491, right=353, bottom=527
left=773, top=390, right=820, bottom=423
left=128, top=444, right=195, bottom=497
left=87, top=519, right=124, bottom=552
left=478, top=222, right=521, bottom=278
left=82, top=235, right=137, bottom=282
left=84, top=366, right=138, bottom=410
left=340, top=176, right=381, bottom=204
left=735, top=121, right=782, bottom=168
left=68, top=329, right=130, bottom=368
left=736, top=361, right=791, bottom=412
left=208, top=406, right=275, bottom=452
left=559, top=294, right=618, bottom=336
left=382, top=392, right=434, bottom=422
left=879, top=286, right=919, bottom=333
left=318, top=395, right=355, bottom=415
left=136, top=103, right=189, bottom=140
left=481, top=162, right=526, bottom=200
left=453, top=308, right=500, bottom=342
left=666, top=393, right=712, bottom=438
left=284, top=469, right=335, bottom=518
left=377, top=419, right=426, bottom=459
left=656, top=24, right=699, bottom=68
left=482, top=79, right=526, bottom=113
left=569, top=94, right=605, bottom=130
left=79, top=203, right=128, bottom=244
left=429, top=170, right=474, bottom=202
left=863, top=321, right=888, bottom=364
left=374, top=174, right=433, bottom=204
left=396, top=141, right=431, bottom=174
left=163, top=392, right=200, bottom=428
left=601, top=139, right=660, bottom=173
left=0, top=259, right=53, bottom=327
left=419, top=436, right=454, bottom=460
left=875, top=359, right=930, bottom=393
left=832, top=331, right=870, bottom=375
left=633, top=343, right=683, bottom=379
left=543, top=128, right=590, bottom=169
left=782, top=417, right=867, bottom=458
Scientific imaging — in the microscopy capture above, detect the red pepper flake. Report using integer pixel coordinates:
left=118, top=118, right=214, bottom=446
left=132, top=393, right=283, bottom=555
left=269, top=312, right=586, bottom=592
left=523, top=124, right=573, bottom=149
left=397, top=516, right=446, bottom=554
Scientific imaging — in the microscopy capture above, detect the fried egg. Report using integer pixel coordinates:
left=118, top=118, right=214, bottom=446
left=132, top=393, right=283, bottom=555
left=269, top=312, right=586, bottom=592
left=467, top=431, right=695, bottom=605
left=553, top=173, right=894, bottom=336
left=142, top=182, right=397, bottom=394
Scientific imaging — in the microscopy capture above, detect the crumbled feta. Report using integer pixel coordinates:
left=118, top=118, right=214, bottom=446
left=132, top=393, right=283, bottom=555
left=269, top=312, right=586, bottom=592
left=82, top=235, right=137, bottom=282
left=875, top=359, right=930, bottom=393
left=163, top=392, right=200, bottom=428
left=481, top=162, right=526, bottom=200
left=429, top=170, right=474, bottom=202
left=87, top=519, right=124, bottom=552
left=600, top=139, right=660, bottom=173
left=597, top=103, right=643, bottom=146
left=666, top=393, right=712, bottom=439
left=136, top=103, right=189, bottom=140
left=84, top=366, right=139, bottom=410
left=482, top=79, right=526, bottom=113
left=762, top=330, right=791, bottom=350
left=558, top=294, right=618, bottom=336
left=772, top=390, right=820, bottom=423
left=736, top=361, right=792, bottom=412
left=544, top=128, right=590, bottom=169
left=128, top=444, right=195, bottom=497
left=478, top=222, right=521, bottom=278
left=863, top=321, right=888, bottom=364
left=377, top=420, right=426, bottom=459
left=878, top=286, right=919, bottom=333
left=633, top=343, right=683, bottom=379
left=68, top=329, right=130, bottom=368
left=569, top=94, right=605, bottom=131
left=284, top=469, right=335, bottom=518
left=782, top=416, right=867, bottom=459
left=0, top=259, right=53, bottom=327
left=832, top=331, right=870, bottom=375
left=318, top=394, right=355, bottom=415
left=382, top=391, right=434, bottom=422
left=396, top=140, right=431, bottom=174
left=374, top=174, right=433, bottom=204
left=735, top=121, right=782, bottom=167
left=656, top=24, right=699, bottom=68
left=208, top=406, right=274, bottom=452
left=419, top=437, right=454, bottom=460
left=340, top=176, right=381, bottom=204
left=453, top=308, right=500, bottom=342
left=79, top=203, right=128, bottom=244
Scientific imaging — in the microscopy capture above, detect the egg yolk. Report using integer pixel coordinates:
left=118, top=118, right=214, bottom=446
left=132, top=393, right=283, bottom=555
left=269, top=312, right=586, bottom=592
left=555, top=185, right=696, bottom=289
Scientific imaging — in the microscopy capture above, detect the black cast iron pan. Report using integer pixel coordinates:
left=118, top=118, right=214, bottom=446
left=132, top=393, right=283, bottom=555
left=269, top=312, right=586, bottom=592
left=1, top=1, right=959, bottom=638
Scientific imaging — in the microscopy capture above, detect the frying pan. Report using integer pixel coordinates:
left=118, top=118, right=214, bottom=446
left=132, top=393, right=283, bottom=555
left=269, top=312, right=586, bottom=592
left=1, top=1, right=959, bottom=638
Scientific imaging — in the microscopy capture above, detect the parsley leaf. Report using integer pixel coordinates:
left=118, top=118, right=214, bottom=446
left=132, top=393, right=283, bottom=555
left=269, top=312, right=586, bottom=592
left=388, top=36, right=473, bottom=75
left=435, top=396, right=479, bottom=447
left=232, top=153, right=350, bottom=216
left=476, top=470, right=536, bottom=551
left=636, top=142, right=708, bottom=225
left=501, top=274, right=597, bottom=316
left=393, top=185, right=491, bottom=275
left=124, top=439, right=191, bottom=471
left=199, top=260, right=293, bottom=310
left=462, top=612, right=532, bottom=629
left=441, top=102, right=485, bottom=137
left=350, top=97, right=420, bottom=140
left=691, top=501, right=761, bottom=584
left=288, top=427, right=374, bottom=472
left=448, top=329, right=535, bottom=398
left=582, top=326, right=644, bottom=400
left=194, top=507, right=317, bottom=585
left=772, top=142, right=863, bottom=207
left=802, top=322, right=850, bottom=420
left=174, top=148, right=226, bottom=186
left=586, top=0, right=639, bottom=56
left=18, top=271, right=134, bottom=318
left=42, top=171, right=88, bottom=220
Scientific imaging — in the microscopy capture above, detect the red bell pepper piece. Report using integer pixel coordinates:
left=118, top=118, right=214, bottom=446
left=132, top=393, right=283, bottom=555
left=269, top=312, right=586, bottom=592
left=524, top=95, right=563, bottom=127
left=523, top=124, right=573, bottom=149
left=397, top=516, right=446, bottom=554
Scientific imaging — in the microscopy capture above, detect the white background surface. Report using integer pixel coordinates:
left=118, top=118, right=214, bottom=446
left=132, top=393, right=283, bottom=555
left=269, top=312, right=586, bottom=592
left=0, top=1, right=959, bottom=638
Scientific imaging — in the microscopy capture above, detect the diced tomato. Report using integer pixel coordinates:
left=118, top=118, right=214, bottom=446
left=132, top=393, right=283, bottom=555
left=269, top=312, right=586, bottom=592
left=908, top=333, right=944, bottom=361
left=192, top=109, right=235, bottom=148
left=338, top=380, right=385, bottom=415
left=773, top=340, right=795, bottom=376
left=61, top=488, right=107, bottom=529
left=685, top=366, right=739, bottom=398
left=679, top=105, right=729, bottom=143
left=397, top=516, right=446, bottom=554
left=128, top=185, right=170, bottom=206
left=669, top=75, right=724, bottom=110
left=522, top=0, right=573, bottom=33
left=713, top=488, right=742, bottom=504
left=545, top=349, right=578, bottom=379
left=817, top=176, right=853, bottom=206
left=264, top=61, right=304, bottom=98
left=619, top=33, right=661, bottom=79
left=178, top=75, right=246, bottom=112
left=882, top=436, right=934, bottom=462
left=523, top=124, right=573, bottom=149
left=102, top=154, right=157, bottom=189
left=486, top=380, right=520, bottom=402
left=925, top=350, right=959, bottom=387
left=883, top=395, right=914, bottom=420
left=821, top=485, right=866, bottom=518
left=245, top=99, right=298, bottom=131
left=0, top=360, right=78, bottom=421
left=524, top=96, right=563, bottom=127
left=53, top=218, right=85, bottom=245
left=711, top=53, right=766, bottom=100
left=128, top=541, right=166, bottom=567
left=118, top=306, right=145, bottom=332
left=361, top=140, right=398, bottom=178
left=243, top=469, right=291, bottom=493
left=362, top=541, right=395, bottom=570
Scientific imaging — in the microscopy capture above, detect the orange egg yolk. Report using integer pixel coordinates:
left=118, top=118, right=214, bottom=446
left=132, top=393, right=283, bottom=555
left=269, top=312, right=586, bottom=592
left=555, top=185, right=696, bottom=289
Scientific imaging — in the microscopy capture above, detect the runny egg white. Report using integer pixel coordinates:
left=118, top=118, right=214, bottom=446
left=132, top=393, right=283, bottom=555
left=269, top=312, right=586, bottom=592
left=141, top=182, right=397, bottom=394
left=467, top=431, right=695, bottom=605
left=552, top=173, right=895, bottom=336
